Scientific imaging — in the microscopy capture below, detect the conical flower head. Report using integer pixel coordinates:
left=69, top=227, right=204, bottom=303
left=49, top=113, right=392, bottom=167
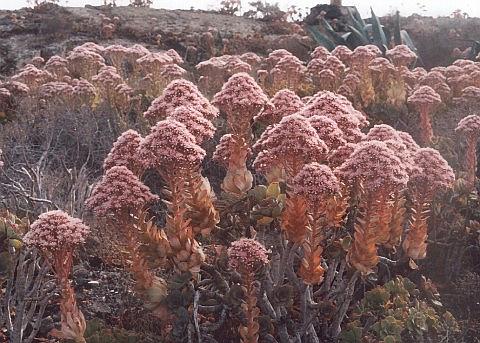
left=336, top=140, right=408, bottom=192
left=308, top=115, right=346, bottom=150
left=255, top=89, right=304, bottom=125
left=103, top=129, right=144, bottom=172
left=456, top=115, right=480, bottom=137
left=364, top=124, right=400, bottom=142
left=23, top=210, right=89, bottom=251
left=228, top=238, right=269, bottom=274
left=144, top=79, right=218, bottom=121
left=139, top=118, right=206, bottom=173
left=86, top=166, right=158, bottom=217
left=212, top=72, right=269, bottom=117
left=167, top=106, right=216, bottom=144
left=293, top=162, right=340, bottom=205
left=408, top=148, right=455, bottom=199
left=407, top=86, right=442, bottom=111
left=253, top=114, right=329, bottom=176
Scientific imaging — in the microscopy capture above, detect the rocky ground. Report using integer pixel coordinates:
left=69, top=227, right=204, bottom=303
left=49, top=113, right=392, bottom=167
left=1, top=4, right=480, bottom=75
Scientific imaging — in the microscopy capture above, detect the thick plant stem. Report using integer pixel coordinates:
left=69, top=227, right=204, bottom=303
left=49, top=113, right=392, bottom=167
left=124, top=225, right=155, bottom=291
left=347, top=194, right=379, bottom=274
left=239, top=272, right=260, bottom=343
left=222, top=136, right=253, bottom=195
left=419, top=109, right=433, bottom=146
left=403, top=201, right=429, bottom=259
left=57, top=277, right=87, bottom=343
left=466, top=137, right=477, bottom=191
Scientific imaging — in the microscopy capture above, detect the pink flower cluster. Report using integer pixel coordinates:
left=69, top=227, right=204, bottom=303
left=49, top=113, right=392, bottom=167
left=254, top=89, right=304, bottom=125
left=23, top=210, right=89, bottom=250
left=300, top=91, right=368, bottom=142
left=253, top=114, right=329, bottom=176
left=350, top=45, right=381, bottom=69
left=144, top=79, right=218, bottom=121
left=456, top=114, right=480, bottom=137
left=407, top=86, right=442, bottom=112
left=408, top=148, right=455, bottom=198
left=86, top=166, right=158, bottom=217
left=45, top=55, right=70, bottom=79
left=310, top=46, right=330, bottom=60
left=167, top=106, right=216, bottom=144
left=12, top=64, right=52, bottom=89
left=103, top=130, right=144, bottom=172
left=92, top=66, right=123, bottom=88
left=212, top=72, right=269, bottom=116
left=336, top=140, right=409, bottom=191
left=293, top=162, right=340, bottom=205
left=385, top=45, right=417, bottom=67
left=38, top=82, right=73, bottom=100
left=227, top=238, right=269, bottom=274
left=331, top=45, right=353, bottom=65
left=328, top=142, right=357, bottom=169
left=139, top=118, right=206, bottom=172
left=308, top=115, right=346, bottom=150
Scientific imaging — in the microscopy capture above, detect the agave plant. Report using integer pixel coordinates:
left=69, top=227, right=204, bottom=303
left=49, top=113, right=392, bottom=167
left=307, top=8, right=419, bottom=59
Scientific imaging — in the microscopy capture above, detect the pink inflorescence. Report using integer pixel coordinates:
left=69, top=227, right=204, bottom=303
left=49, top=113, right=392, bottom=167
left=144, top=79, right=218, bottom=121
left=385, top=45, right=417, bottom=67
left=255, top=89, right=304, bottom=124
left=253, top=114, right=329, bottom=175
left=227, top=238, right=269, bottom=274
left=103, top=130, right=144, bottom=172
left=167, top=106, right=216, bottom=144
left=308, top=115, right=346, bottom=150
left=408, top=148, right=455, bottom=197
left=364, top=124, right=400, bottom=142
left=456, top=115, right=480, bottom=137
left=407, top=86, right=442, bottom=111
left=328, top=143, right=357, bottom=169
left=86, top=166, right=158, bottom=217
left=139, top=118, right=206, bottom=172
left=336, top=140, right=409, bottom=191
left=212, top=72, right=269, bottom=115
left=293, top=162, right=340, bottom=205
left=397, top=131, right=420, bottom=153
left=23, top=210, right=89, bottom=250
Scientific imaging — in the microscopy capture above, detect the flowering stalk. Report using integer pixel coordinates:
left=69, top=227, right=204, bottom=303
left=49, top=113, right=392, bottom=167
left=139, top=118, right=207, bottom=274
left=23, top=211, right=89, bottom=343
left=456, top=115, right=480, bottom=191
left=228, top=239, right=269, bottom=343
left=212, top=73, right=270, bottom=195
left=403, top=148, right=455, bottom=259
left=293, top=163, right=347, bottom=284
left=336, top=141, right=409, bottom=274
left=407, top=86, right=442, bottom=146
left=86, top=166, right=164, bottom=296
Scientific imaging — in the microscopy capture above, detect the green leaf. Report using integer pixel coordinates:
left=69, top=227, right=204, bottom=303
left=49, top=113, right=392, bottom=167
left=306, top=25, right=336, bottom=51
left=320, top=17, right=347, bottom=46
left=393, top=11, right=402, bottom=46
left=347, top=7, right=368, bottom=38
left=266, top=182, right=281, bottom=198
left=370, top=8, right=388, bottom=53
left=346, top=24, right=370, bottom=48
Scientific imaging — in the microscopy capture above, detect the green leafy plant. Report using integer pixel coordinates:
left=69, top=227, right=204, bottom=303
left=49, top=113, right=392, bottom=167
left=340, top=277, right=460, bottom=343
left=307, top=8, right=418, bottom=57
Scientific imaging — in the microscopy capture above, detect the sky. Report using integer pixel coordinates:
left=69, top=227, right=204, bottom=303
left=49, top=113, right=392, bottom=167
left=0, top=0, right=479, bottom=18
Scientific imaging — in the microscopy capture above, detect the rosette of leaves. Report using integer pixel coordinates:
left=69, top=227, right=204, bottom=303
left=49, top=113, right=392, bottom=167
left=307, top=8, right=419, bottom=58
left=340, top=277, right=459, bottom=343
left=248, top=182, right=286, bottom=226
